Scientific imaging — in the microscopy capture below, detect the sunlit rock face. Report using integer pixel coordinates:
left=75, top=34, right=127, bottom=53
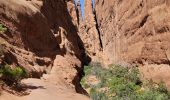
left=80, top=0, right=170, bottom=66
left=0, top=0, right=85, bottom=86
left=78, top=0, right=170, bottom=89
left=1, top=0, right=170, bottom=98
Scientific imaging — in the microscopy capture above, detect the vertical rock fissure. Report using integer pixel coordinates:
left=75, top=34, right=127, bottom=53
left=93, top=9, right=103, bottom=49
left=74, top=0, right=80, bottom=25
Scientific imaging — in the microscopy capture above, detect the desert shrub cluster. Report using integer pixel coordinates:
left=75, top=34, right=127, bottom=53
left=0, top=65, right=27, bottom=87
left=81, top=63, right=170, bottom=100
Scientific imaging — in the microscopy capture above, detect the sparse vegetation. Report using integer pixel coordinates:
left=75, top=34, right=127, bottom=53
left=0, top=43, right=28, bottom=95
left=0, top=64, right=27, bottom=93
left=81, top=63, right=170, bottom=100
left=0, top=65, right=27, bottom=86
left=0, top=23, right=7, bottom=33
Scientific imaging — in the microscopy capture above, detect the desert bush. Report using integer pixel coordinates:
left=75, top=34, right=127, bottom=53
left=81, top=63, right=170, bottom=100
left=0, top=65, right=27, bottom=86
left=0, top=24, right=7, bottom=33
left=90, top=90, right=108, bottom=100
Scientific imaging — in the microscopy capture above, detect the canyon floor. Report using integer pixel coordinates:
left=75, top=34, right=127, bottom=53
left=0, top=78, right=89, bottom=100
left=1, top=0, right=170, bottom=99
left=0, top=55, right=90, bottom=100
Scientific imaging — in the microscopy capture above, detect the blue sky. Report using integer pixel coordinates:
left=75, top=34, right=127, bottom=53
left=80, top=0, right=84, bottom=18
left=75, top=0, right=94, bottom=19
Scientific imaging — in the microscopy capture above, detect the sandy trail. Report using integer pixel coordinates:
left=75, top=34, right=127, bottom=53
left=0, top=78, right=89, bottom=100
left=0, top=55, right=90, bottom=100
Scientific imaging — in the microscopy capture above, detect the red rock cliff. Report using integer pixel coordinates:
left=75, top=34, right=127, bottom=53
left=80, top=0, right=170, bottom=66
left=0, top=0, right=88, bottom=94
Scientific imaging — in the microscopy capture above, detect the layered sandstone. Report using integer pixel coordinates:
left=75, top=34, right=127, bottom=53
left=0, top=0, right=88, bottom=99
left=78, top=0, right=170, bottom=89
left=81, top=0, right=170, bottom=66
left=1, top=0, right=170, bottom=99
left=78, top=0, right=102, bottom=63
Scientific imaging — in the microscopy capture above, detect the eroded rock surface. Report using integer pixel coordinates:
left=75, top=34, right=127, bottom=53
left=1, top=0, right=170, bottom=99
left=81, top=0, right=170, bottom=66
left=0, top=0, right=88, bottom=99
left=75, top=0, right=170, bottom=90
left=78, top=0, right=102, bottom=63
left=0, top=0, right=84, bottom=79
left=77, top=0, right=170, bottom=90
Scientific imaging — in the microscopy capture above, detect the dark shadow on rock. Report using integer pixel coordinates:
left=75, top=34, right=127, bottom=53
left=16, top=12, right=59, bottom=58
left=40, top=0, right=91, bottom=62
left=40, top=0, right=91, bottom=95
left=72, top=65, right=89, bottom=96
left=22, top=85, right=46, bottom=90
left=1, top=0, right=91, bottom=95
left=3, top=51, right=19, bottom=65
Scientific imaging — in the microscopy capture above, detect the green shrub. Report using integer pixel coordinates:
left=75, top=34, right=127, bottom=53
left=90, top=87, right=108, bottom=100
left=135, top=89, right=170, bottom=100
left=157, top=82, right=169, bottom=94
left=126, top=66, right=141, bottom=84
left=0, top=65, right=27, bottom=86
left=81, top=63, right=170, bottom=100
left=109, top=65, right=128, bottom=78
left=0, top=24, right=7, bottom=33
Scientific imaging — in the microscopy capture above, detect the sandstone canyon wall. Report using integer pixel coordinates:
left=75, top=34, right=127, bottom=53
left=1, top=0, right=170, bottom=98
left=77, top=0, right=170, bottom=88
left=80, top=0, right=170, bottom=66
left=0, top=0, right=89, bottom=94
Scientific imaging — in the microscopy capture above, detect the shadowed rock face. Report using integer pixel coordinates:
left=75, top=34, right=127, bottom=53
left=80, top=0, right=170, bottom=66
left=0, top=0, right=87, bottom=89
left=1, top=0, right=170, bottom=98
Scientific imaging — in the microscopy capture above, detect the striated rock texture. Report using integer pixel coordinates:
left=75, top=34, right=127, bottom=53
left=1, top=0, right=170, bottom=98
left=78, top=0, right=170, bottom=89
left=78, top=0, right=102, bottom=62
left=0, top=0, right=88, bottom=95
left=81, top=0, right=170, bottom=66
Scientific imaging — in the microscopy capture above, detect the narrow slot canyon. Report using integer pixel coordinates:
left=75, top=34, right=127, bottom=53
left=1, top=0, right=170, bottom=100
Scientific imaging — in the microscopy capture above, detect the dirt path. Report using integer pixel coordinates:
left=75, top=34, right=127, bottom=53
left=0, top=55, right=90, bottom=100
left=0, top=78, right=89, bottom=100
